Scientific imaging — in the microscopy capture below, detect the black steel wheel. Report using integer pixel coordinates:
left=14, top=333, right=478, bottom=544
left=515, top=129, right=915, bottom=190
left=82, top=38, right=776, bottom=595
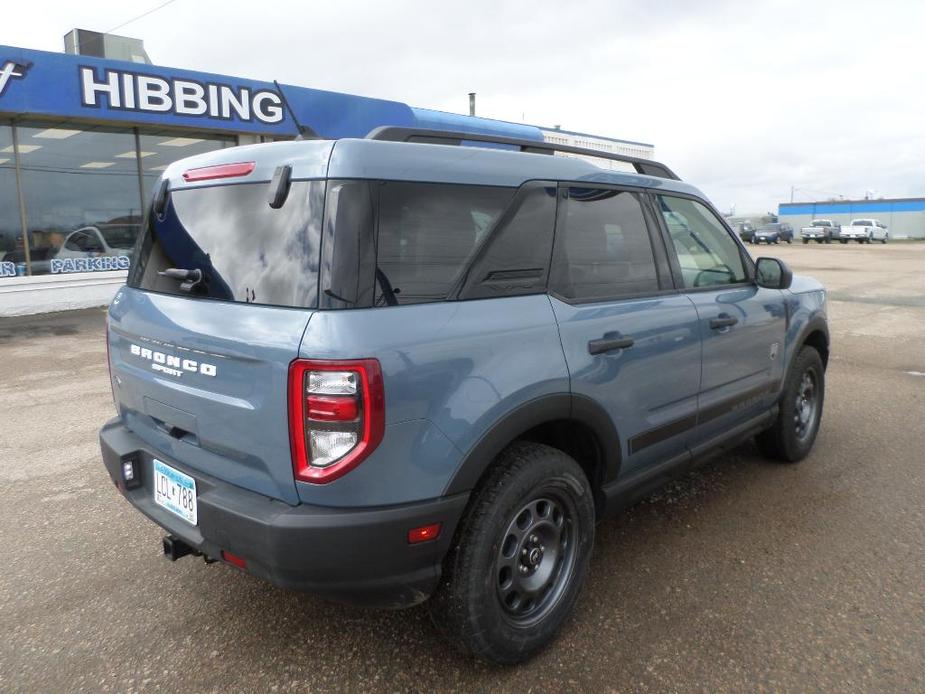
left=793, top=368, right=820, bottom=443
left=494, top=492, right=578, bottom=626
left=757, top=345, right=825, bottom=462
left=429, top=442, right=595, bottom=664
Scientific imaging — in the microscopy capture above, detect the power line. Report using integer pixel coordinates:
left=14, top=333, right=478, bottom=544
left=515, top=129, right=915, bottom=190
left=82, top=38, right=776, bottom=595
left=104, top=0, right=179, bottom=35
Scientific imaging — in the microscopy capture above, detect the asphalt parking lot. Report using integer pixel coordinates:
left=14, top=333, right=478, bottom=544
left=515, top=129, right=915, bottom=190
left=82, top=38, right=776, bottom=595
left=1, top=243, right=923, bottom=692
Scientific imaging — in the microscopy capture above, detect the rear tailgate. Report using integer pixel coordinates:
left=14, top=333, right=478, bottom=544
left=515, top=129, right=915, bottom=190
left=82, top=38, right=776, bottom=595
left=109, top=143, right=331, bottom=504
left=109, top=291, right=310, bottom=504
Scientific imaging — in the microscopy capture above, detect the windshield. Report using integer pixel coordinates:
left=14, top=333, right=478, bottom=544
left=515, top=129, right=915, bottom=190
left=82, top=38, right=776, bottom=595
left=129, top=181, right=324, bottom=308
left=757, top=225, right=778, bottom=232
left=98, top=225, right=139, bottom=249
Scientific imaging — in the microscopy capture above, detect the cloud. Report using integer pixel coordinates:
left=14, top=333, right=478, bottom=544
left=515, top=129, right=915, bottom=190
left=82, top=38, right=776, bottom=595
left=3, top=0, right=922, bottom=212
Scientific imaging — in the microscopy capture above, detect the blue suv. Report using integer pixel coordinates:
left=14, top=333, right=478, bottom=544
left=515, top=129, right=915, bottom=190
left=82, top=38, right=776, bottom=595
left=100, top=128, right=829, bottom=664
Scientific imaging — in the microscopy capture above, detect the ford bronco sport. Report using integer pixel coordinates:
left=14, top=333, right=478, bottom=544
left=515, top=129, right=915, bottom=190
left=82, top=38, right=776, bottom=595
left=100, top=127, right=829, bottom=664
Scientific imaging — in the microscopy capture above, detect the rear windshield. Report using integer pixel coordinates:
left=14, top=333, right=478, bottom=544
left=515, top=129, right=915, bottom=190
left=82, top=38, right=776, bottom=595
left=811, top=220, right=830, bottom=227
left=129, top=181, right=324, bottom=308
left=851, top=220, right=870, bottom=226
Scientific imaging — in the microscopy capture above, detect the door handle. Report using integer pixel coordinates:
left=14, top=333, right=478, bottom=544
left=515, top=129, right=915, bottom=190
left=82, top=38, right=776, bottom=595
left=709, top=314, right=739, bottom=330
left=588, top=336, right=635, bottom=355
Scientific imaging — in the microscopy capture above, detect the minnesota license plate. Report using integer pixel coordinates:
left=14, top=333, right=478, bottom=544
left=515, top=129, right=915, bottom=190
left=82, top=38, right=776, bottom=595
left=153, top=459, right=198, bottom=525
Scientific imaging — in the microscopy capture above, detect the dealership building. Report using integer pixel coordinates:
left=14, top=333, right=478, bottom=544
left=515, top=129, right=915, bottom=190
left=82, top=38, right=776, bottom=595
left=779, top=198, right=925, bottom=238
left=0, top=41, right=653, bottom=316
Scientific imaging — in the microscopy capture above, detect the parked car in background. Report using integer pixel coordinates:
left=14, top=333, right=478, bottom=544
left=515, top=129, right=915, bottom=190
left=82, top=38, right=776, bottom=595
left=800, top=219, right=839, bottom=244
left=735, top=221, right=757, bottom=243
left=753, top=222, right=794, bottom=245
left=55, top=224, right=139, bottom=260
left=840, top=219, right=889, bottom=244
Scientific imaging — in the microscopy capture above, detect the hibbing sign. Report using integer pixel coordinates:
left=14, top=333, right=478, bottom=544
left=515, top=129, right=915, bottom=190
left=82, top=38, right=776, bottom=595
left=0, top=44, right=418, bottom=138
left=78, top=65, right=285, bottom=125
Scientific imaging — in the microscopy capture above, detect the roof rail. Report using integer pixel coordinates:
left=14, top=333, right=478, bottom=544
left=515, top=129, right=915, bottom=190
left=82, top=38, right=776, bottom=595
left=365, top=126, right=680, bottom=181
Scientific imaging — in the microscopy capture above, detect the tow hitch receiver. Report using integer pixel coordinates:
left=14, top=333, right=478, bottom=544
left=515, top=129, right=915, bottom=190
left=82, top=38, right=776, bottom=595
left=162, top=535, right=200, bottom=561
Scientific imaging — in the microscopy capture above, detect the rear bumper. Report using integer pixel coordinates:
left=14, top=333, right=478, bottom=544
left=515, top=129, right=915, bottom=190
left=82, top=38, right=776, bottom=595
left=100, top=418, right=468, bottom=608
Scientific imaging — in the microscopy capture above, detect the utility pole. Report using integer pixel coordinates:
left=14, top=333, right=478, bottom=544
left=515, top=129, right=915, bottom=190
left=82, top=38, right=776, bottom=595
left=468, top=92, right=476, bottom=116
left=790, top=186, right=795, bottom=203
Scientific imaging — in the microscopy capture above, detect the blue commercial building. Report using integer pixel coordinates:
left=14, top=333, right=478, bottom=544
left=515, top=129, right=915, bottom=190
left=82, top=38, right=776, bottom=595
left=779, top=199, right=925, bottom=239
left=0, top=43, right=559, bottom=314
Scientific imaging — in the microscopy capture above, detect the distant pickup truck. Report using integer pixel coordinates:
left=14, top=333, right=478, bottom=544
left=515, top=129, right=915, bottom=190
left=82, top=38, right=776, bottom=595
left=800, top=219, right=839, bottom=244
left=840, top=219, right=889, bottom=244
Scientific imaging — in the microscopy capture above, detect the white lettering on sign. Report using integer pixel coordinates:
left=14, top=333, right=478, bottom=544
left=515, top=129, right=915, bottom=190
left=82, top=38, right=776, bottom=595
left=79, top=66, right=285, bottom=124
left=0, top=60, right=31, bottom=97
left=50, top=256, right=130, bottom=274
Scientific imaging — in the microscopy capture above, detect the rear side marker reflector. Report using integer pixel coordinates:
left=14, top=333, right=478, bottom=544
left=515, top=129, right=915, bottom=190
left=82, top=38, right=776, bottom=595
left=221, top=550, right=247, bottom=569
left=182, top=161, right=255, bottom=182
left=408, top=523, right=442, bottom=544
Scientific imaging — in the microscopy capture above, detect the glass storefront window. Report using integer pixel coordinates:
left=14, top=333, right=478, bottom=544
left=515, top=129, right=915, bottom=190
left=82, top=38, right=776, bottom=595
left=138, top=131, right=235, bottom=202
left=0, top=122, right=23, bottom=278
left=0, top=122, right=238, bottom=279
left=17, top=123, right=142, bottom=276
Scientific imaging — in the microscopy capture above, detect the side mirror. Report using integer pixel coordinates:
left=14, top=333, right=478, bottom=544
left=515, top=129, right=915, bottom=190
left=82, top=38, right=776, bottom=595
left=755, top=257, right=792, bottom=289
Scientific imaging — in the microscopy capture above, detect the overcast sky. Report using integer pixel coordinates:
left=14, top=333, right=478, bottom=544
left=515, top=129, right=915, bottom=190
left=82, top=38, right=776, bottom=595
left=3, top=0, right=922, bottom=214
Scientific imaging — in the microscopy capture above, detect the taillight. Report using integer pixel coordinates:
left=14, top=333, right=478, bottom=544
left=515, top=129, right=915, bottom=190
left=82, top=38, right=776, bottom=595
left=288, top=359, right=385, bottom=484
left=182, top=161, right=255, bottom=182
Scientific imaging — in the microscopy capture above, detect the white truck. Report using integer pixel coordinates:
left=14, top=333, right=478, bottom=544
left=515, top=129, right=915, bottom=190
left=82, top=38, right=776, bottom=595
left=840, top=218, right=889, bottom=244
left=800, top=219, right=839, bottom=244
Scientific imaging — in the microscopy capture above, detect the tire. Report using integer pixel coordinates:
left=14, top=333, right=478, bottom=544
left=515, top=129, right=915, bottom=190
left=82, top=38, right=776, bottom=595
left=824, top=237, right=831, bottom=244
left=756, top=346, right=825, bottom=462
left=840, top=240, right=848, bottom=244
left=882, top=235, right=888, bottom=244
left=429, top=442, right=596, bottom=664
left=803, top=239, right=809, bottom=245
left=786, top=239, right=792, bottom=244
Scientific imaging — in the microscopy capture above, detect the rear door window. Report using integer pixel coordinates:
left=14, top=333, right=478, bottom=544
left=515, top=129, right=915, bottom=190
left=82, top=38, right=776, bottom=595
left=130, top=181, right=324, bottom=308
left=375, top=182, right=514, bottom=305
left=549, top=187, right=660, bottom=301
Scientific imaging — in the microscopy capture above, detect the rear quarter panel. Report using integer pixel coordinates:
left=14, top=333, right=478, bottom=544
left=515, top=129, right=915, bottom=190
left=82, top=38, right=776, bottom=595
left=295, top=295, right=570, bottom=506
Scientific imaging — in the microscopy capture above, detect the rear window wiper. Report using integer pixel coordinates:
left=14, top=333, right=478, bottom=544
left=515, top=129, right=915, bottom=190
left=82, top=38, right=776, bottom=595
left=158, top=267, right=203, bottom=293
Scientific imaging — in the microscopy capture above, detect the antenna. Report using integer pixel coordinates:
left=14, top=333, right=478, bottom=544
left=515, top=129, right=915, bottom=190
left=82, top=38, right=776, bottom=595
left=273, top=80, right=318, bottom=140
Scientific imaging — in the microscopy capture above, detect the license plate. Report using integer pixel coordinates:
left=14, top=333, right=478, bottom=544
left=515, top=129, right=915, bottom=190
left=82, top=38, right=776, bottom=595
left=153, top=459, right=198, bottom=525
